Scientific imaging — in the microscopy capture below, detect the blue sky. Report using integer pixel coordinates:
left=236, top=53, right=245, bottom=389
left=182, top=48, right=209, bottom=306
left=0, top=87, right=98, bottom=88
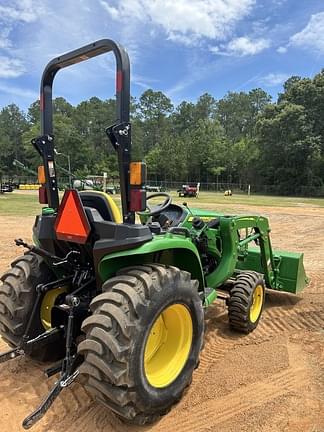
left=0, top=0, right=323, bottom=111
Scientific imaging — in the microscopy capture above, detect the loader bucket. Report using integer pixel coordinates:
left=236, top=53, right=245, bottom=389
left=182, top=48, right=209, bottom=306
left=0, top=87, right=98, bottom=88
left=273, top=250, right=308, bottom=294
left=236, top=248, right=308, bottom=294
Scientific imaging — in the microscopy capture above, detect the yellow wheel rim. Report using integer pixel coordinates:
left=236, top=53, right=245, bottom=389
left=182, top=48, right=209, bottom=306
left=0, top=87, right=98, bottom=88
left=250, top=284, right=264, bottom=323
left=144, top=304, right=193, bottom=388
left=40, top=287, right=67, bottom=330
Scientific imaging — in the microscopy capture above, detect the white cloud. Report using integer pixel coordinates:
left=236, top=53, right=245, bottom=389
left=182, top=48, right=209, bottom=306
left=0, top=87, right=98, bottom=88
left=277, top=46, right=287, bottom=54
left=226, top=36, right=270, bottom=56
left=0, top=37, right=10, bottom=49
left=0, top=1, right=45, bottom=81
left=259, top=72, right=289, bottom=87
left=99, top=0, right=120, bottom=19
left=0, top=56, right=25, bottom=78
left=99, top=0, right=255, bottom=42
left=0, top=27, right=12, bottom=49
left=290, top=12, right=324, bottom=54
left=0, top=0, right=44, bottom=23
left=210, top=36, right=270, bottom=57
left=209, top=46, right=222, bottom=54
left=167, top=32, right=199, bottom=47
left=272, top=0, right=287, bottom=5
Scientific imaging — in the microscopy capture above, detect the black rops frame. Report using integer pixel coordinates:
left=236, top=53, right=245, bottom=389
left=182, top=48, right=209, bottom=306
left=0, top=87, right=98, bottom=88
left=39, top=39, right=134, bottom=223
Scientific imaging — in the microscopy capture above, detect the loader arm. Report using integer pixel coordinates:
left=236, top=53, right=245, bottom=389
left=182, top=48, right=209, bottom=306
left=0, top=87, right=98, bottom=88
left=180, top=212, right=307, bottom=303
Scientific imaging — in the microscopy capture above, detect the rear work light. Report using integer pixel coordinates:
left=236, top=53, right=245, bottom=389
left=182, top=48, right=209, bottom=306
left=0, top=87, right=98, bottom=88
left=54, top=190, right=90, bottom=244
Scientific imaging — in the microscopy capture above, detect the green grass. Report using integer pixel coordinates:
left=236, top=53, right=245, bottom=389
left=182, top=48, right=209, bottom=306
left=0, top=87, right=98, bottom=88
left=170, top=191, right=324, bottom=208
left=1, top=189, right=324, bottom=217
left=0, top=191, right=41, bottom=216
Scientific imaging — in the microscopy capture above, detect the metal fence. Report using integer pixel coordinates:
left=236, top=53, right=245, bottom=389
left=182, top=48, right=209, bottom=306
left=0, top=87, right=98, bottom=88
left=3, top=175, right=324, bottom=197
left=146, top=180, right=324, bottom=197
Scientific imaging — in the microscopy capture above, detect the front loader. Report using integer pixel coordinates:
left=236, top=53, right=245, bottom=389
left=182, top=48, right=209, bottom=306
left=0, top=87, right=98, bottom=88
left=0, top=39, right=308, bottom=429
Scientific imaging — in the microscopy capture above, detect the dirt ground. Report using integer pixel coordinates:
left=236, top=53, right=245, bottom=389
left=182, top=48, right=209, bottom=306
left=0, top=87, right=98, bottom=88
left=0, top=203, right=324, bottom=432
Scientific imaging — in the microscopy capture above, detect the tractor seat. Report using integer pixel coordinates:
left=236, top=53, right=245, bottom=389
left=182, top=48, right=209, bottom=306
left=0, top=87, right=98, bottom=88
left=79, top=192, right=152, bottom=254
left=80, top=191, right=121, bottom=223
left=83, top=206, right=153, bottom=252
left=84, top=207, right=104, bottom=224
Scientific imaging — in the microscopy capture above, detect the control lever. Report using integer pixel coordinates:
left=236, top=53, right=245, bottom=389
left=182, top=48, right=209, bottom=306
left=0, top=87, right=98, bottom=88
left=15, top=239, right=80, bottom=268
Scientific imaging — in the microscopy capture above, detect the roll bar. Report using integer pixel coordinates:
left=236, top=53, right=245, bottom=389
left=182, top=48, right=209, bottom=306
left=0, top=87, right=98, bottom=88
left=36, top=39, right=133, bottom=222
left=40, top=39, right=130, bottom=133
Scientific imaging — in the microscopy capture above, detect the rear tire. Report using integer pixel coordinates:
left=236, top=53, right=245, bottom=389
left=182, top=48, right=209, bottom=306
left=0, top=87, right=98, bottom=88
left=0, top=252, right=65, bottom=362
left=228, top=271, right=265, bottom=333
left=78, top=264, right=204, bottom=425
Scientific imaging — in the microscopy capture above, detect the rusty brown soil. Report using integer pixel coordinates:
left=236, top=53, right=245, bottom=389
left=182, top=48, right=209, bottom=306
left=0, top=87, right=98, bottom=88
left=0, top=203, right=324, bottom=432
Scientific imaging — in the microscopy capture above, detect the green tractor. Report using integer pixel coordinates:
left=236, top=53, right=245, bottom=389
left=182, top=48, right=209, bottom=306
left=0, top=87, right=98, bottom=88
left=0, top=39, right=307, bottom=429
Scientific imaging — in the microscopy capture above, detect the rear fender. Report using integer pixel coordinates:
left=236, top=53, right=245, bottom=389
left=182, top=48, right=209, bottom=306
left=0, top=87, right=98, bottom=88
left=98, top=235, right=205, bottom=289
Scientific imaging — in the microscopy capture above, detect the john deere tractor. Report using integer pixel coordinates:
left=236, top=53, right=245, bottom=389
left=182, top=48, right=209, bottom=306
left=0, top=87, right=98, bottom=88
left=0, top=39, right=308, bottom=429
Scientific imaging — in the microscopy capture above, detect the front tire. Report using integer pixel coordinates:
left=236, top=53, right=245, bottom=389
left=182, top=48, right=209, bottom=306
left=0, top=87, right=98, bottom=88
left=78, top=264, right=204, bottom=424
left=228, top=271, right=265, bottom=333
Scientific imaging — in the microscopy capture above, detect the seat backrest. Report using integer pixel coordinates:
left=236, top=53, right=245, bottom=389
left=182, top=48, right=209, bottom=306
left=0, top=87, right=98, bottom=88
left=80, top=191, right=122, bottom=223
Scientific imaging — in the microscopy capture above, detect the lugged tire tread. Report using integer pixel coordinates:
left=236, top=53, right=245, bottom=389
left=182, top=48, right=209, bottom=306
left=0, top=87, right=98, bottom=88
left=78, top=339, right=104, bottom=357
left=90, top=292, right=124, bottom=311
left=79, top=362, right=102, bottom=380
left=0, top=252, right=63, bottom=361
left=228, top=271, right=265, bottom=333
left=99, top=303, right=132, bottom=339
left=88, top=327, right=128, bottom=361
left=81, top=314, right=112, bottom=333
left=87, top=376, right=133, bottom=406
left=103, top=275, right=138, bottom=291
left=86, top=353, right=126, bottom=385
left=79, top=264, right=201, bottom=424
left=111, top=285, right=145, bottom=318
left=0, top=254, right=41, bottom=342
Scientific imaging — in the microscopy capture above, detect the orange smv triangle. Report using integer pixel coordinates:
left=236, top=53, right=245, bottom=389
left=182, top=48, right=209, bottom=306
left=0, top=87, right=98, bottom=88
left=54, top=190, right=90, bottom=244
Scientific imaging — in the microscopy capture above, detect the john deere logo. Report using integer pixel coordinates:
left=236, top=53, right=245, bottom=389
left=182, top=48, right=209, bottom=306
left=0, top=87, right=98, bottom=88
left=187, top=216, right=215, bottom=222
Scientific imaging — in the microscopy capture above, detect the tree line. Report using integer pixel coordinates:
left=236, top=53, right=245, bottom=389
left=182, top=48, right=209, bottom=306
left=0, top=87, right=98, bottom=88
left=1, top=70, right=324, bottom=196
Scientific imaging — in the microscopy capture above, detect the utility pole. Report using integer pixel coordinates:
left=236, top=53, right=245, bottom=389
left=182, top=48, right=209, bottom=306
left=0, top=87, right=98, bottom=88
left=103, top=172, right=107, bottom=193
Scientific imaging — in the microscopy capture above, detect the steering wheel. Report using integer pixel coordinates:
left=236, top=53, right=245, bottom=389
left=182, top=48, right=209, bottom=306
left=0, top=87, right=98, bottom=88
left=140, top=192, right=172, bottom=217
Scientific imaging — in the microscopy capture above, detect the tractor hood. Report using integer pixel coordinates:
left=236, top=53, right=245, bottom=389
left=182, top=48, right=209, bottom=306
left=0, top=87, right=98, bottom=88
left=182, top=207, right=224, bottom=225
